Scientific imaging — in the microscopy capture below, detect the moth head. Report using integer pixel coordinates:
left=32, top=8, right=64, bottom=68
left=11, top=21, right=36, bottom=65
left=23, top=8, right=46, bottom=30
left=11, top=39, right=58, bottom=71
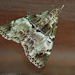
left=49, top=5, right=64, bottom=17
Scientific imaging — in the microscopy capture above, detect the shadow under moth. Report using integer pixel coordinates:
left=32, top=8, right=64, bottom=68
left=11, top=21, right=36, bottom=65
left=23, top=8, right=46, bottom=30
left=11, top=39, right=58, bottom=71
left=0, top=5, right=64, bottom=68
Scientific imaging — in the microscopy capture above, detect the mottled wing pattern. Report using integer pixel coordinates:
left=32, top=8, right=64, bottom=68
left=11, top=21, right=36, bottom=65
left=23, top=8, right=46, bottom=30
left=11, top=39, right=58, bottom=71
left=0, top=6, right=64, bottom=68
left=0, top=18, right=32, bottom=43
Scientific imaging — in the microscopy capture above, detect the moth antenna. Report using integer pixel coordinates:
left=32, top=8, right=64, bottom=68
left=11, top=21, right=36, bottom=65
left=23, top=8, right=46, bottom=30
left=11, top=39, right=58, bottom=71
left=58, top=5, right=64, bottom=14
left=60, top=5, right=64, bottom=10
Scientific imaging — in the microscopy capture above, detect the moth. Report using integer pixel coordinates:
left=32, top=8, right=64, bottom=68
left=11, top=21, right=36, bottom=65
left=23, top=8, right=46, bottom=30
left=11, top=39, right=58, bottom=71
left=0, top=5, right=64, bottom=68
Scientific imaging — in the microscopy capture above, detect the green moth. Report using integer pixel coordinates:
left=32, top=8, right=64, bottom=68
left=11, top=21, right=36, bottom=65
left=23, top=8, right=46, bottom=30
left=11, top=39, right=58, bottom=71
left=0, top=5, right=64, bottom=68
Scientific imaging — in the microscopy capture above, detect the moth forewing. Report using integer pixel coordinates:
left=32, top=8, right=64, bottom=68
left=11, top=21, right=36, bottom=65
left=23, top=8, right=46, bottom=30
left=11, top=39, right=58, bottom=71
left=0, top=5, right=64, bottom=68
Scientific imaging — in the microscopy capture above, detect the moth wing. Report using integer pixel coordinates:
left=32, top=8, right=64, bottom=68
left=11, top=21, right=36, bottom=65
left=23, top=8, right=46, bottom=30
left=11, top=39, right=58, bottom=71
left=0, top=18, right=32, bottom=43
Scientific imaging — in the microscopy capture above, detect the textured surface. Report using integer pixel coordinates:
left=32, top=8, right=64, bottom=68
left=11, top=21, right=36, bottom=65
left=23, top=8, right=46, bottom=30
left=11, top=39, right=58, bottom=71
left=0, top=0, right=75, bottom=75
left=0, top=7, right=60, bottom=68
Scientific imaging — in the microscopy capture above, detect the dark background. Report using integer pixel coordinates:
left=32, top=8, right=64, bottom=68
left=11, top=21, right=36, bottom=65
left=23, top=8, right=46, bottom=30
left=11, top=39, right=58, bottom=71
left=0, top=0, right=75, bottom=75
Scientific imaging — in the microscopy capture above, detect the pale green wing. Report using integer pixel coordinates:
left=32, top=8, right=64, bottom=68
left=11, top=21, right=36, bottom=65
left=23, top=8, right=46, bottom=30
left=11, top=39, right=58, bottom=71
left=0, top=5, right=64, bottom=68
left=0, top=18, right=32, bottom=43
